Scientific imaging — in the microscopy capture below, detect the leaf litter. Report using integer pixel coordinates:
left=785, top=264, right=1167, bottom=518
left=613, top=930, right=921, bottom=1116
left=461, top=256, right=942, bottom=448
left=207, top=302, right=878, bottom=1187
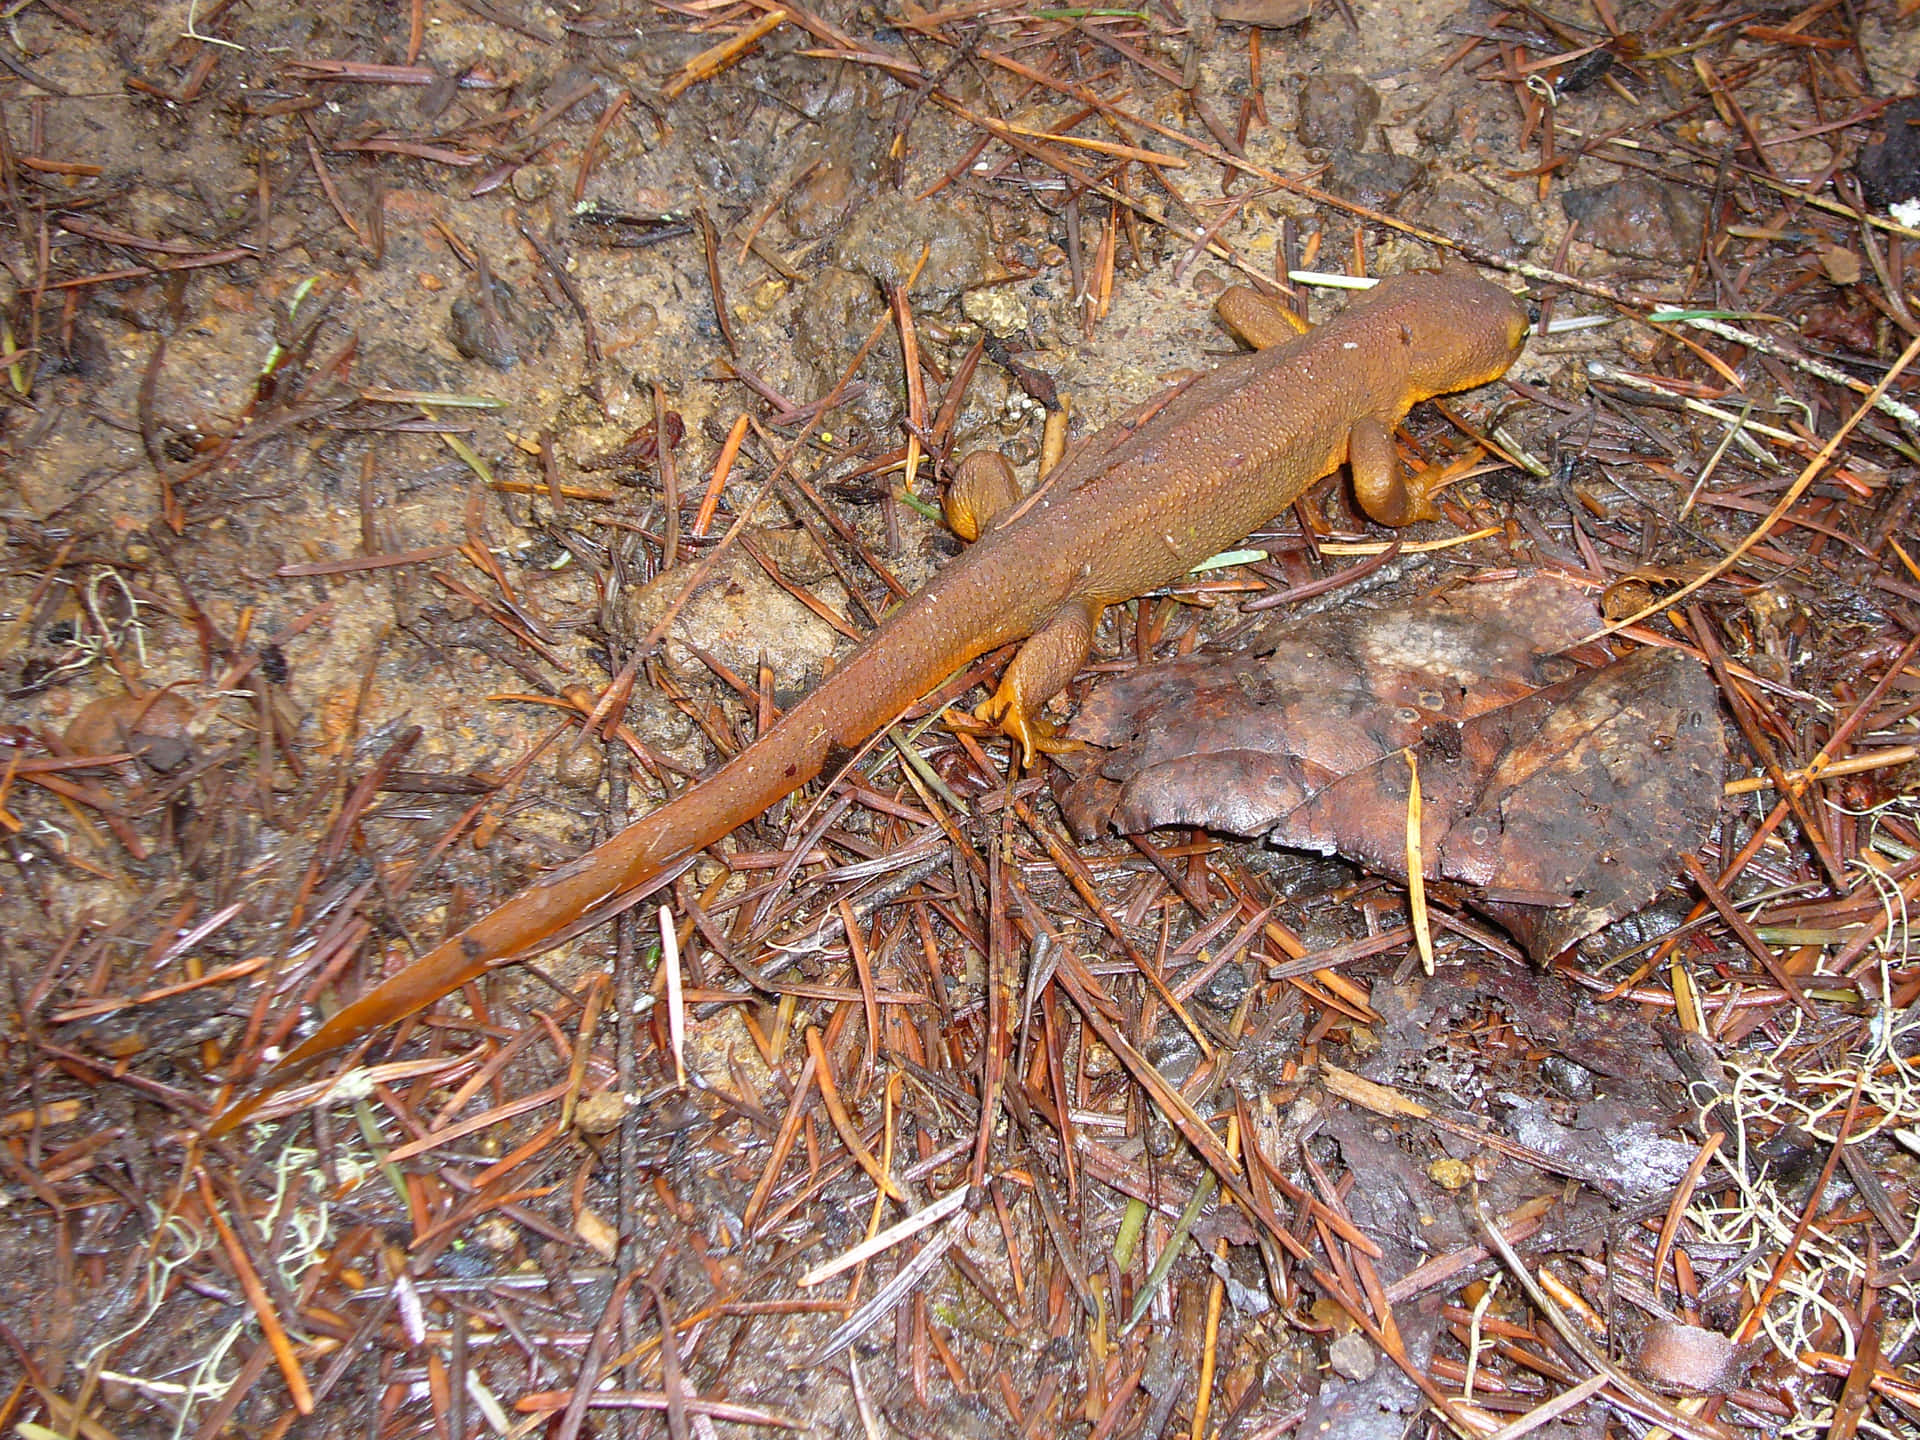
left=0, top=0, right=1917, bottom=1436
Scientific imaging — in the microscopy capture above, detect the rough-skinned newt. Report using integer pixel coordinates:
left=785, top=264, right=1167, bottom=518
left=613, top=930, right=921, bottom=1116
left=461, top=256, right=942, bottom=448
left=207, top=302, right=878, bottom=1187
left=211, top=267, right=1527, bottom=1132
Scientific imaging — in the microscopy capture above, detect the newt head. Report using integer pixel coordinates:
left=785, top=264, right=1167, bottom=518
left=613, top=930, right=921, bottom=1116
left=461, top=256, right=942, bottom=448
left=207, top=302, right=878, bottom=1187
left=1382, top=269, right=1531, bottom=399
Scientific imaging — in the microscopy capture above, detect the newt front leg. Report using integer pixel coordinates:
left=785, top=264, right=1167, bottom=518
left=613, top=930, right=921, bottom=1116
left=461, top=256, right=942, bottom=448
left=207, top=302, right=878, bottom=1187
left=1348, top=414, right=1439, bottom=526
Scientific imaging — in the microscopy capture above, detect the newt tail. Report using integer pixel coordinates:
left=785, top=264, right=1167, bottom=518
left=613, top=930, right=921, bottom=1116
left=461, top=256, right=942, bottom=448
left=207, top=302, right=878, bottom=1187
left=211, top=551, right=1037, bottom=1133
left=211, top=267, right=1527, bottom=1134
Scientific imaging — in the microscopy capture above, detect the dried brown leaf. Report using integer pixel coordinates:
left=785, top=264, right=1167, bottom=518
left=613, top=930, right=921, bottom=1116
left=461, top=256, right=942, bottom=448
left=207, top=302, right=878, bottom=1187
left=1057, top=576, right=1725, bottom=960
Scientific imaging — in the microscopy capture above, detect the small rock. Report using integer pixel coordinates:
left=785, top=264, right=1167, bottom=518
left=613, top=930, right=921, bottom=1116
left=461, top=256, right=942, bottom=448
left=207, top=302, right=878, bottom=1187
left=1197, top=959, right=1249, bottom=1011
left=794, top=265, right=894, bottom=388
left=1819, top=244, right=1862, bottom=286
left=836, top=192, right=991, bottom=304
left=573, top=1091, right=628, bottom=1135
left=447, top=273, right=551, bottom=370
left=962, top=286, right=1030, bottom=337
left=1297, top=74, right=1381, bottom=153
left=1410, top=179, right=1539, bottom=260
left=1539, top=1054, right=1595, bottom=1100
left=786, top=151, right=875, bottom=239
left=1561, top=175, right=1706, bottom=261
left=1634, top=1320, right=1746, bottom=1394
left=1327, top=1330, right=1376, bottom=1382
left=1323, top=151, right=1427, bottom=211
left=1214, top=0, right=1310, bottom=27
left=1857, top=96, right=1920, bottom=211
left=1146, top=1015, right=1204, bottom=1088
left=575, top=1207, right=618, bottom=1259
left=615, top=297, right=660, bottom=348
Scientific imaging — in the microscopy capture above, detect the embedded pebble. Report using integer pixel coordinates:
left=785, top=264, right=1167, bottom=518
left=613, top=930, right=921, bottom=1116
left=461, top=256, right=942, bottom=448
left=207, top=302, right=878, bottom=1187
left=835, top=192, right=991, bottom=304
left=1327, top=1331, right=1377, bottom=1382
left=1411, top=179, right=1539, bottom=259
left=1297, top=74, right=1381, bottom=153
left=1562, top=175, right=1707, bottom=261
left=794, top=264, right=894, bottom=391
left=1324, top=151, right=1427, bottom=210
left=962, top=286, right=1030, bottom=337
left=1213, top=0, right=1310, bottom=26
left=447, top=273, right=552, bottom=370
left=786, top=150, right=878, bottom=238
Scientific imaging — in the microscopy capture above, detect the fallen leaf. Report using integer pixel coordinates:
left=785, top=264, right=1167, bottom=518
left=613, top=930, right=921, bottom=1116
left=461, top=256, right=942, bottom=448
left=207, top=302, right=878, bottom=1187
left=63, top=689, right=196, bottom=772
left=1057, top=575, right=1725, bottom=961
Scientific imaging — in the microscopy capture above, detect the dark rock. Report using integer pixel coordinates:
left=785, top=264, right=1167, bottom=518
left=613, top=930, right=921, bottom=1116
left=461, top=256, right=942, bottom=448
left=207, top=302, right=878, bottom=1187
left=1196, top=959, right=1251, bottom=1012
left=1146, top=1014, right=1204, bottom=1087
left=1410, top=179, right=1539, bottom=259
left=447, top=273, right=551, bottom=370
left=1858, top=95, right=1920, bottom=210
left=1561, top=174, right=1706, bottom=261
left=1323, top=150, right=1428, bottom=211
left=1540, top=1054, right=1596, bottom=1101
left=1297, top=74, right=1380, bottom=153
left=1413, top=94, right=1459, bottom=147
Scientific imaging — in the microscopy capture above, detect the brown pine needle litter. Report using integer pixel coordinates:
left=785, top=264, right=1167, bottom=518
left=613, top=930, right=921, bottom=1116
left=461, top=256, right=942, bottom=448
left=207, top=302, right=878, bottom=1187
left=4, top=0, right=1920, bottom=1435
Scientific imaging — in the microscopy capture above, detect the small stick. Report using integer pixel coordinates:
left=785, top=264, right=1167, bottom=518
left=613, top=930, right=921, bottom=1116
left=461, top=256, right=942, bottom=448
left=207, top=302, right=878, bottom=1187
left=574, top=89, right=630, bottom=203
left=1475, top=1194, right=1735, bottom=1440
left=804, top=1025, right=904, bottom=1201
left=654, top=381, right=682, bottom=568
left=1590, top=330, right=1920, bottom=641
left=1403, top=749, right=1433, bottom=976
left=696, top=207, right=736, bottom=356
left=660, top=906, right=686, bottom=1089
left=890, top=275, right=928, bottom=502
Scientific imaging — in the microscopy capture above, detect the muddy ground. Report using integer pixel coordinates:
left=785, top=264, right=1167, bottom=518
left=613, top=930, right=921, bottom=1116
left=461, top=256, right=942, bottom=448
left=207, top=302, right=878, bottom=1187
left=2, top=0, right=1918, bottom=1436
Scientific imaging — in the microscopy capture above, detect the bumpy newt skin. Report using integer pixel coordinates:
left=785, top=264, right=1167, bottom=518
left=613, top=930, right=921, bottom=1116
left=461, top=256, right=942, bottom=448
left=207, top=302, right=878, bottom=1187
left=212, top=269, right=1526, bottom=1130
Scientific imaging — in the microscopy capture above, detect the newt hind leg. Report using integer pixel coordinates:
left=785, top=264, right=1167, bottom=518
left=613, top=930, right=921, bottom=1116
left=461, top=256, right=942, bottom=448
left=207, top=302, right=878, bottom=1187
left=976, top=596, right=1099, bottom=766
left=1216, top=285, right=1312, bottom=350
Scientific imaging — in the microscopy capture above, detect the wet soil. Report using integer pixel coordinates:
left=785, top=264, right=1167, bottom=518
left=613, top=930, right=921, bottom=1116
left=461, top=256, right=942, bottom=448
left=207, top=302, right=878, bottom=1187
left=3, top=0, right=1918, bottom=1436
